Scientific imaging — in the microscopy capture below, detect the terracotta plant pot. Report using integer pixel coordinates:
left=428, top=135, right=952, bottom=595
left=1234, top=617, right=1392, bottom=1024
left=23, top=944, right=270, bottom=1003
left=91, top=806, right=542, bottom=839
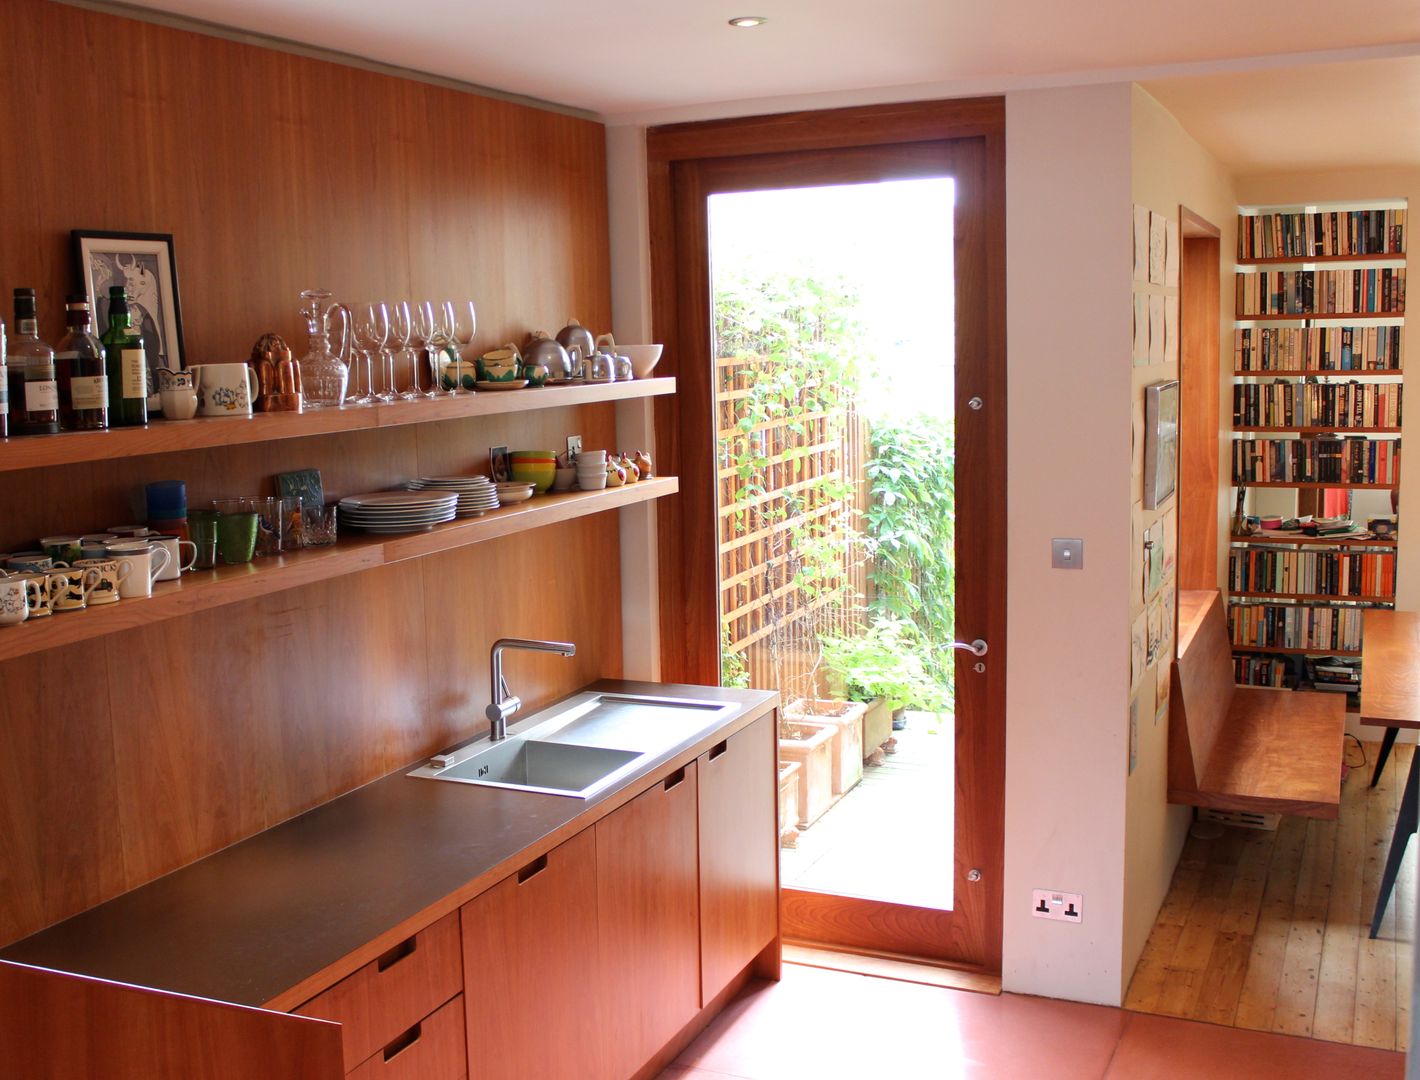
left=777, top=761, right=802, bottom=848
left=777, top=719, right=836, bottom=828
left=786, top=697, right=866, bottom=796
left=860, top=696, right=893, bottom=765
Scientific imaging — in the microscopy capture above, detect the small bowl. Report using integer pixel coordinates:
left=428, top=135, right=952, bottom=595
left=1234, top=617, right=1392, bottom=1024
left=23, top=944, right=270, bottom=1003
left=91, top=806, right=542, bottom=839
left=617, top=344, right=663, bottom=379
left=577, top=474, right=608, bottom=490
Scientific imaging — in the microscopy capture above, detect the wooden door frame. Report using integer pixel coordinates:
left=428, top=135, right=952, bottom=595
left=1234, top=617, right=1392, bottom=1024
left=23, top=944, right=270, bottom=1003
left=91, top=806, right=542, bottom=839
left=1178, top=206, right=1223, bottom=602
left=646, top=98, right=1007, bottom=971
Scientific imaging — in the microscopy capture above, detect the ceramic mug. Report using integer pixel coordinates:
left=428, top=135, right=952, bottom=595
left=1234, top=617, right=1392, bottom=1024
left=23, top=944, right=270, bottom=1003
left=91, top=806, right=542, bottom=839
left=192, top=362, right=260, bottom=417
left=47, top=566, right=100, bottom=612
left=149, top=534, right=198, bottom=581
left=13, top=573, right=53, bottom=617
left=106, top=543, right=172, bottom=599
left=0, top=577, right=29, bottom=626
left=6, top=552, right=55, bottom=573
left=107, top=525, right=155, bottom=539
left=74, top=558, right=130, bottom=605
left=160, top=386, right=200, bottom=420
left=39, top=535, right=82, bottom=564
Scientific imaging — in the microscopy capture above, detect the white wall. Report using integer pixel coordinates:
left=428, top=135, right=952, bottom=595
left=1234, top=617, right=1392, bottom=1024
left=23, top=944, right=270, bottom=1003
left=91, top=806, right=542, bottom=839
left=1123, top=85, right=1238, bottom=978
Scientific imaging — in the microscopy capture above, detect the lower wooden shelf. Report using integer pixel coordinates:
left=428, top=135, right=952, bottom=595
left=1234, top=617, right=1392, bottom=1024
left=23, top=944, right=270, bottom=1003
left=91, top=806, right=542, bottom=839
left=0, top=477, right=677, bottom=662
left=1231, top=644, right=1362, bottom=657
left=1228, top=592, right=1395, bottom=603
left=1231, top=533, right=1397, bottom=548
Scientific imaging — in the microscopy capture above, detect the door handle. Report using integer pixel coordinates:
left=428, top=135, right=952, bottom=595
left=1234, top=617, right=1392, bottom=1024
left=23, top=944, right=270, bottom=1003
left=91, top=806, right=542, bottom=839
left=952, top=639, right=988, bottom=657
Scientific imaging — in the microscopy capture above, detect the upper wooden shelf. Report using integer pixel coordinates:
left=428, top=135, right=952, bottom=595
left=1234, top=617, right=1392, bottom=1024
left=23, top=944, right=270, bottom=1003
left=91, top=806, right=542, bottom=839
left=0, top=477, right=678, bottom=663
left=0, top=378, right=676, bottom=474
left=1232, top=426, right=1401, bottom=435
left=1230, top=644, right=1362, bottom=657
left=1236, top=312, right=1405, bottom=322
left=1236, top=481, right=1397, bottom=490
left=1232, top=370, right=1403, bottom=379
left=1231, top=533, right=1397, bottom=548
left=1237, top=254, right=1406, bottom=266
left=1228, top=591, right=1395, bottom=604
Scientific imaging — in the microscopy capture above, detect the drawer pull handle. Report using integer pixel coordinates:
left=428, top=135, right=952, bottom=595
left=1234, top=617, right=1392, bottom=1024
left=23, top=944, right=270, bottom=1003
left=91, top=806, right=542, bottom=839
left=376, top=936, right=417, bottom=972
left=664, top=767, right=687, bottom=791
left=383, top=1021, right=422, bottom=1062
left=517, top=854, right=548, bottom=884
left=708, top=740, right=729, bottom=761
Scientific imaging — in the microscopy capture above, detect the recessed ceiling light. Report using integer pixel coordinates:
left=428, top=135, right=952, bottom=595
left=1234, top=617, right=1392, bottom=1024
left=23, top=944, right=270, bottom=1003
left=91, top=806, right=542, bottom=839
left=728, top=16, right=768, bottom=27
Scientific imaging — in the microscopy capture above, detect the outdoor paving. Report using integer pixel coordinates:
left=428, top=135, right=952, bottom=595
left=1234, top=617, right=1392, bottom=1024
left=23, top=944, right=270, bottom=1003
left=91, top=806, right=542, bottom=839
left=779, top=710, right=955, bottom=910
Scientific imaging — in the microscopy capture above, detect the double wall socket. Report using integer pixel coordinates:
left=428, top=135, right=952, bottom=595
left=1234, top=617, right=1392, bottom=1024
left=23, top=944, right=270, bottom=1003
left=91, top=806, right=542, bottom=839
left=1032, top=889, right=1083, bottom=923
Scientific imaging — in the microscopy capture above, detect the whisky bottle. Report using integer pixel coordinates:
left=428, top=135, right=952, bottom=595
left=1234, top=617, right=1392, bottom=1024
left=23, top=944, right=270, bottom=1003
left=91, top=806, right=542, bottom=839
left=9, top=288, right=60, bottom=435
left=56, top=295, right=108, bottom=430
left=102, top=286, right=147, bottom=427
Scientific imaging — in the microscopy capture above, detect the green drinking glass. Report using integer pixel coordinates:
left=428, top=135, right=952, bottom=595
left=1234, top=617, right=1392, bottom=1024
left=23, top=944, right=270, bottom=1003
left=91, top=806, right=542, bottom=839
left=216, top=511, right=259, bottom=565
left=189, top=509, right=220, bottom=570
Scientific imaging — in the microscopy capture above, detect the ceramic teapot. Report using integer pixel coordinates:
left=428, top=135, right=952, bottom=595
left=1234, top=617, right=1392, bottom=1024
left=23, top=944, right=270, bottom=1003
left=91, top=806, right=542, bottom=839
left=523, top=331, right=571, bottom=385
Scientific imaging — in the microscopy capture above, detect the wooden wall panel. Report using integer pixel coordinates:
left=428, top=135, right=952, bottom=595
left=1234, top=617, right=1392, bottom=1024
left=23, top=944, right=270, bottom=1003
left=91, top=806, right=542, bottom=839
left=0, top=0, right=621, bottom=948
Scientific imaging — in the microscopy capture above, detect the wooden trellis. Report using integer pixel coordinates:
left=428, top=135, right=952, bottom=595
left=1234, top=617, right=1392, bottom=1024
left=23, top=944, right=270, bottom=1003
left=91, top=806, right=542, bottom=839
left=716, top=353, right=871, bottom=697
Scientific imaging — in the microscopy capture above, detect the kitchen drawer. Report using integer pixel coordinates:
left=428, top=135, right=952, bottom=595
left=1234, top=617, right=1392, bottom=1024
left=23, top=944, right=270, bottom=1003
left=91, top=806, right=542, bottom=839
left=296, top=910, right=462, bottom=1069
left=347, top=994, right=466, bottom=1080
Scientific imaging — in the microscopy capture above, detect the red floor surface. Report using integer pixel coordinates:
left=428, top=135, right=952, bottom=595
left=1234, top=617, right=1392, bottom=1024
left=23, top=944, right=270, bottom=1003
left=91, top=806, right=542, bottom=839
left=659, top=963, right=1406, bottom=1079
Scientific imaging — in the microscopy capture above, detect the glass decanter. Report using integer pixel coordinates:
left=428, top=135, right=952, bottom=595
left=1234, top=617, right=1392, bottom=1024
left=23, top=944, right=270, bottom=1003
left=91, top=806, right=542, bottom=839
left=297, top=288, right=352, bottom=409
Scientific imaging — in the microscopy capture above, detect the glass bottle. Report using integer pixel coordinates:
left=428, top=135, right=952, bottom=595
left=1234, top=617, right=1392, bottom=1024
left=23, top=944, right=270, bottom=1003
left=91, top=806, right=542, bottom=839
left=296, top=289, right=351, bottom=409
left=0, top=319, right=8, bottom=439
left=9, top=288, right=60, bottom=435
left=55, top=295, right=108, bottom=430
left=102, top=286, right=148, bottom=427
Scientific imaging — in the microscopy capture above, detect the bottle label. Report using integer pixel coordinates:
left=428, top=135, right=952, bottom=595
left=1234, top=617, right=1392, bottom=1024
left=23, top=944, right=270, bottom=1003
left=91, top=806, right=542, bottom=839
left=25, top=379, right=59, bottom=412
left=121, top=348, right=147, bottom=400
left=0, top=379, right=7, bottom=416
left=71, top=374, right=109, bottom=410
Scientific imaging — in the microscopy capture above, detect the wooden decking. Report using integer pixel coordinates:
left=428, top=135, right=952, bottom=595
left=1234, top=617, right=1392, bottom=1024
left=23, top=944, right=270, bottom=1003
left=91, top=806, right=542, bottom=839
left=1125, top=742, right=1415, bottom=1051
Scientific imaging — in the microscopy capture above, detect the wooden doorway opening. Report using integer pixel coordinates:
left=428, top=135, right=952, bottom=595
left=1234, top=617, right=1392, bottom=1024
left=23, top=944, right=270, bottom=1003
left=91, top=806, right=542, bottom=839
left=1178, top=208, right=1223, bottom=600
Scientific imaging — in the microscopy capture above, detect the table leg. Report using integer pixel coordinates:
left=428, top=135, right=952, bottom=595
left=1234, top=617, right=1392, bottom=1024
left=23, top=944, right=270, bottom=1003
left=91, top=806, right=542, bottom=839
left=1369, top=747, right=1419, bottom=938
left=1369, top=726, right=1400, bottom=788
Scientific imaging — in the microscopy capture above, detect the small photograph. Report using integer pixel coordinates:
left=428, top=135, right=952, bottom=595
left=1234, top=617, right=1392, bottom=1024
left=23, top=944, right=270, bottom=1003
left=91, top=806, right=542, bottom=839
left=489, top=445, right=510, bottom=483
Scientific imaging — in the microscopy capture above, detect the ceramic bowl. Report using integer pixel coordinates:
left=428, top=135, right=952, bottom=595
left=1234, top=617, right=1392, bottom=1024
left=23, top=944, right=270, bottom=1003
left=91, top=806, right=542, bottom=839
left=508, top=450, right=557, bottom=494
left=617, top=344, right=663, bottom=379
left=577, top=473, right=608, bottom=490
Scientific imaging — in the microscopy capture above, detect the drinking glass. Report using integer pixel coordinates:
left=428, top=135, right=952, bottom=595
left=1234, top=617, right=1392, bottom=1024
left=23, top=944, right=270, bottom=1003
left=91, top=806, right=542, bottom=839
left=215, top=512, right=259, bottom=565
left=450, top=300, right=476, bottom=383
left=348, top=302, right=388, bottom=406
left=412, top=300, right=450, bottom=398
left=383, top=300, right=412, bottom=403
left=394, top=299, right=425, bottom=400
left=302, top=505, right=338, bottom=547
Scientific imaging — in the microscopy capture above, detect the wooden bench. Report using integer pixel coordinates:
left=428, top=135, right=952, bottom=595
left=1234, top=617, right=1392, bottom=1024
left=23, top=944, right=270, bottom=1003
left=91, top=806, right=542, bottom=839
left=1168, top=589, right=1345, bottom=819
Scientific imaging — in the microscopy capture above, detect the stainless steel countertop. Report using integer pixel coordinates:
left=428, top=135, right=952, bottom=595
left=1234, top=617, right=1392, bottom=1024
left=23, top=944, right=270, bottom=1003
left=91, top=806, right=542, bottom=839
left=0, top=680, right=777, bottom=1010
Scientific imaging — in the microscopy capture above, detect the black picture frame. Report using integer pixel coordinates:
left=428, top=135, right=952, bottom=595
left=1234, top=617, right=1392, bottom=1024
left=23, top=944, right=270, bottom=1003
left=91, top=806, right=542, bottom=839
left=72, top=229, right=186, bottom=375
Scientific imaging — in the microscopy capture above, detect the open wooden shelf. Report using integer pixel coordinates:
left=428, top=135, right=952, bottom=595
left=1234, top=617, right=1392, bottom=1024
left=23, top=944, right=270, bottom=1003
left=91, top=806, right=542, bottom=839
left=1233, top=480, right=1397, bottom=490
left=1232, top=370, right=1403, bottom=378
left=1230, top=644, right=1362, bottom=657
left=1232, top=426, right=1401, bottom=434
left=1231, top=533, right=1397, bottom=548
left=0, top=477, right=678, bottom=662
left=1237, top=254, right=1406, bottom=266
left=0, top=378, right=675, bottom=474
left=1228, top=591, right=1394, bottom=604
left=1236, top=312, right=1405, bottom=322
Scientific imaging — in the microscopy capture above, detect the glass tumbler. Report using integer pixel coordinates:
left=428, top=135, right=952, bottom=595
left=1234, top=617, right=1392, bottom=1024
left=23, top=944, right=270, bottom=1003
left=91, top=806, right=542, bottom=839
left=302, top=505, right=338, bottom=547
left=189, top=509, right=220, bottom=570
left=279, top=496, right=304, bottom=552
left=216, top=512, right=259, bottom=565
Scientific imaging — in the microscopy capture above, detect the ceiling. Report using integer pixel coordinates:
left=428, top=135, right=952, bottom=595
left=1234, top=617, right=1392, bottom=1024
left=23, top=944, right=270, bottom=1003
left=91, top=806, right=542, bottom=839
left=109, top=0, right=1420, bottom=121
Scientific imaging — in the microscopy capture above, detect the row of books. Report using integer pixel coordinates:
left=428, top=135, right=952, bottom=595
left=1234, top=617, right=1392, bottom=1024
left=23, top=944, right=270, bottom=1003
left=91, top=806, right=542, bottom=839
left=1232, top=437, right=1400, bottom=484
left=1231, top=381, right=1402, bottom=429
left=1233, top=326, right=1403, bottom=372
left=1305, top=656, right=1362, bottom=695
left=1227, top=549, right=1396, bottom=598
left=1229, top=603, right=1363, bottom=652
left=1236, top=268, right=1406, bottom=316
left=1233, top=654, right=1290, bottom=688
left=1237, top=209, right=1406, bottom=260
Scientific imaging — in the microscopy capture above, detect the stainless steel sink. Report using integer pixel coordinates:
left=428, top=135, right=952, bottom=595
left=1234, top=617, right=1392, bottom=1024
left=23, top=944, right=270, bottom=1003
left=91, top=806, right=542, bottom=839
left=409, top=690, right=736, bottom=798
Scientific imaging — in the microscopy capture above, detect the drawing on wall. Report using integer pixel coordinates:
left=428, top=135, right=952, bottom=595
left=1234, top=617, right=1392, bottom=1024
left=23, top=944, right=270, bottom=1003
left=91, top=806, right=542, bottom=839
left=1131, top=610, right=1147, bottom=689
left=1129, top=696, right=1140, bottom=776
left=1133, top=205, right=1151, bottom=284
left=1162, top=507, right=1177, bottom=578
left=1149, top=295, right=1165, bottom=365
left=1143, top=380, right=1180, bottom=510
left=1165, top=295, right=1179, bottom=366
left=1145, top=523, right=1164, bottom=599
left=1132, top=507, right=1145, bottom=606
left=1163, top=587, right=1176, bottom=657
left=1133, top=292, right=1149, bottom=366
left=1165, top=217, right=1180, bottom=287
left=1149, top=210, right=1167, bottom=285
left=1147, top=595, right=1163, bottom=664
left=1156, top=658, right=1171, bottom=712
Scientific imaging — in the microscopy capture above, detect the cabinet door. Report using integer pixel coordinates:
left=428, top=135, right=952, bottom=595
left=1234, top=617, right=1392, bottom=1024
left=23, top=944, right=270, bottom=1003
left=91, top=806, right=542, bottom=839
left=460, top=829, right=605, bottom=1080
left=596, top=762, right=701, bottom=1079
left=698, top=714, right=779, bottom=1003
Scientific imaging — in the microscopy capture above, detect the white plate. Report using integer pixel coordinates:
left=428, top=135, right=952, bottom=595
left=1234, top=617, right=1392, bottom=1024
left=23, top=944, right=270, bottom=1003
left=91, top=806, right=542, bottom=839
left=340, top=490, right=457, bottom=509
left=476, top=380, right=529, bottom=391
left=418, top=476, right=491, bottom=486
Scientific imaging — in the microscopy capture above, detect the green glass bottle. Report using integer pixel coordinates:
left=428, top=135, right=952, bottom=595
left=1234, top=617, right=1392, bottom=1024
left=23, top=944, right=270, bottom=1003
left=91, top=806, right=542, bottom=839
left=102, top=286, right=147, bottom=426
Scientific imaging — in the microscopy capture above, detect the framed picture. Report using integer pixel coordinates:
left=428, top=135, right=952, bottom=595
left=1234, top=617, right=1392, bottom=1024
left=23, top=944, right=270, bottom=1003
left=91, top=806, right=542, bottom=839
left=1143, top=380, right=1179, bottom=510
left=72, top=230, right=185, bottom=381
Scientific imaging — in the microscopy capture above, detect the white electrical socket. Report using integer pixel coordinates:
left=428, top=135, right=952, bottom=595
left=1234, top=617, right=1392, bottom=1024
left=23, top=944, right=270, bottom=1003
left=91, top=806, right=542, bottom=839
left=1032, top=889, right=1083, bottom=923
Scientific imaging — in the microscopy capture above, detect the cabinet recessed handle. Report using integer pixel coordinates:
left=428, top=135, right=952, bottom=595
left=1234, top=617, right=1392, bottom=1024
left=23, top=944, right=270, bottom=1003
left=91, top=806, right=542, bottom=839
left=376, top=936, right=417, bottom=972
left=383, top=1021, right=422, bottom=1062
left=708, top=740, right=729, bottom=761
left=517, top=854, right=548, bottom=884
left=663, top=767, right=687, bottom=791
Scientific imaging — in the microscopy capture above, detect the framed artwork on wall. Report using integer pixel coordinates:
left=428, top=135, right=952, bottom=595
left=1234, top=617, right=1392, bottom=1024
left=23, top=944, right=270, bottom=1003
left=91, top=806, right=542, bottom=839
left=1143, top=379, right=1179, bottom=510
left=72, top=230, right=186, bottom=382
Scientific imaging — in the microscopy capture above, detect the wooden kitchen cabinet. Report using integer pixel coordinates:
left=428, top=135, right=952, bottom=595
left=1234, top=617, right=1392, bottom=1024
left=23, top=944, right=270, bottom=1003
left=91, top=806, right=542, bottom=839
left=596, top=763, right=702, bottom=1080
left=460, top=829, right=606, bottom=1080
left=697, top=714, right=779, bottom=1003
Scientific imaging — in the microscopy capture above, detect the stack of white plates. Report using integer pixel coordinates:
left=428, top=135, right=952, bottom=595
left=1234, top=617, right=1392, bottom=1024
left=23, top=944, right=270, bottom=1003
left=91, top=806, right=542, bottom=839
left=338, top=490, right=458, bottom=534
left=406, top=475, right=500, bottom=517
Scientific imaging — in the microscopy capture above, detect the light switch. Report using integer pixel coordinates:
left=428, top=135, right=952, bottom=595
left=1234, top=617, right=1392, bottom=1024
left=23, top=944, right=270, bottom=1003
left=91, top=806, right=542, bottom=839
left=1051, top=538, right=1084, bottom=569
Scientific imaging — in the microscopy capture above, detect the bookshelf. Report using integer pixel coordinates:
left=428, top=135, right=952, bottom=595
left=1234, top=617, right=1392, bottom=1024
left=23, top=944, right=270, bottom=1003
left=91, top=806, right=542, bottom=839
left=1230, top=200, right=1406, bottom=696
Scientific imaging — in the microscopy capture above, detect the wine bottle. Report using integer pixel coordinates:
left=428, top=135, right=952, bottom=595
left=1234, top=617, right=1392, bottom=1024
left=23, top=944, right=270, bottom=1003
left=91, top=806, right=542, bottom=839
left=0, top=319, right=8, bottom=439
left=102, top=285, right=147, bottom=427
left=9, top=288, right=60, bottom=435
left=56, top=295, right=109, bottom=430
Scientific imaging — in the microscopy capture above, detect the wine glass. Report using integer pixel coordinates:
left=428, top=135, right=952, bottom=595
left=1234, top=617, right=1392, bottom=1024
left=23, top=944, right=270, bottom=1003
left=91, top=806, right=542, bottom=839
left=415, top=300, right=458, bottom=396
left=347, top=302, right=388, bottom=406
left=384, top=301, right=412, bottom=403
left=448, top=300, right=477, bottom=393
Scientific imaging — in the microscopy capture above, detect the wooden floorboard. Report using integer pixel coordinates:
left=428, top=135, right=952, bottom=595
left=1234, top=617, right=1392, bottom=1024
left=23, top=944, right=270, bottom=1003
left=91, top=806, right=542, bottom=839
left=1124, top=741, right=1414, bottom=1053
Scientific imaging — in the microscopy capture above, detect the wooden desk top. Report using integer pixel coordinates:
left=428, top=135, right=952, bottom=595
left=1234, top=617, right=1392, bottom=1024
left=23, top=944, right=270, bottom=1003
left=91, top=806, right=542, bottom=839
left=1360, top=610, right=1420, bottom=729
